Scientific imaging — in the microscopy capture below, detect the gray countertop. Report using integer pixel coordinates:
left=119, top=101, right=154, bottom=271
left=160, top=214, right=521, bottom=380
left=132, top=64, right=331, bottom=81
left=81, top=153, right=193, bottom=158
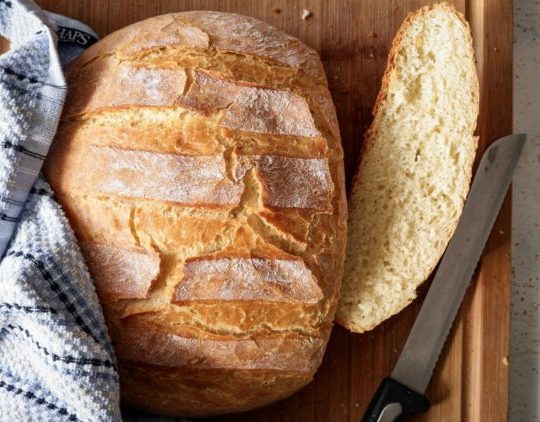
left=510, top=1, right=540, bottom=420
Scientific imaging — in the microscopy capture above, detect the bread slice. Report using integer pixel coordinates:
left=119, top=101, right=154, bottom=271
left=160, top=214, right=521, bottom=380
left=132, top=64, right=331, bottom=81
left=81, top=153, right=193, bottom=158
left=336, top=3, right=479, bottom=333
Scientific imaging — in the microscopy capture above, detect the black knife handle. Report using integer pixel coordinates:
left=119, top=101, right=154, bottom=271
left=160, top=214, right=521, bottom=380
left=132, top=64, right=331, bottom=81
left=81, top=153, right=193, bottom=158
left=362, top=378, right=430, bottom=422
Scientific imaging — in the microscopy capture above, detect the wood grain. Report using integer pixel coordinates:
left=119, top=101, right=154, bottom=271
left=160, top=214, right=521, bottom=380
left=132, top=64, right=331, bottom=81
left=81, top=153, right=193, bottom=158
left=35, top=0, right=513, bottom=420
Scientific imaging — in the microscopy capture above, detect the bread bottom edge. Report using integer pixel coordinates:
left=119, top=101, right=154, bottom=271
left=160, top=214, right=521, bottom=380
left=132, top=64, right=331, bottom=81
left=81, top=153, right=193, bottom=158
left=119, top=361, right=315, bottom=417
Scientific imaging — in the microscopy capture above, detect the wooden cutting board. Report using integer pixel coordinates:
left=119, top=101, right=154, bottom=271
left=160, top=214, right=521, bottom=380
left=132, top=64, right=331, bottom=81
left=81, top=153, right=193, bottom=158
left=36, top=0, right=513, bottom=420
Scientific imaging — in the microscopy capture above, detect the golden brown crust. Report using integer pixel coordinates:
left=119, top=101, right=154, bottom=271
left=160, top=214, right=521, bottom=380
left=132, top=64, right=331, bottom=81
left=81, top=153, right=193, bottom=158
left=72, top=12, right=325, bottom=82
left=65, top=59, right=187, bottom=116
left=45, top=11, right=346, bottom=416
left=117, top=314, right=327, bottom=371
left=58, top=110, right=329, bottom=159
left=115, top=312, right=329, bottom=416
left=67, top=66, right=322, bottom=139
left=174, top=252, right=323, bottom=304
left=119, top=364, right=311, bottom=417
left=48, top=143, right=245, bottom=208
left=237, top=154, right=334, bottom=211
left=49, top=143, right=335, bottom=211
left=218, top=82, right=320, bottom=137
left=81, top=243, right=161, bottom=300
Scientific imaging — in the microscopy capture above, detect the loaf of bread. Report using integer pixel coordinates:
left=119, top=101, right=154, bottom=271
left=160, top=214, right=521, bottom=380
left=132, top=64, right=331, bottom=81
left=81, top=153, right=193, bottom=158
left=336, top=3, right=479, bottom=333
left=44, top=12, right=347, bottom=416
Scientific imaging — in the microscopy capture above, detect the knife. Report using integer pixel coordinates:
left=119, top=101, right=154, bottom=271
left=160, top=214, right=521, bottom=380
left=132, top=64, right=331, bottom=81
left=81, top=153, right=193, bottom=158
left=362, top=133, right=526, bottom=422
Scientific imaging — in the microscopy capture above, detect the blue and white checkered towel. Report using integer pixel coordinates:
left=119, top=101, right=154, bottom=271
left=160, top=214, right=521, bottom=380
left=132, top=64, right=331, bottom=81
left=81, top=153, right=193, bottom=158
left=0, top=0, right=121, bottom=420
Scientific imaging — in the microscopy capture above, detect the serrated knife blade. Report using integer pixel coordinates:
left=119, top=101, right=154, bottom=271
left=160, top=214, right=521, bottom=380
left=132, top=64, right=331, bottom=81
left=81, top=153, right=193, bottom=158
left=363, top=134, right=526, bottom=422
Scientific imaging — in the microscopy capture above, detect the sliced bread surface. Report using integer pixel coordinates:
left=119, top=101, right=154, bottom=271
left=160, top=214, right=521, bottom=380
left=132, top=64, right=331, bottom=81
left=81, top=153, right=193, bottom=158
left=336, top=3, right=479, bottom=333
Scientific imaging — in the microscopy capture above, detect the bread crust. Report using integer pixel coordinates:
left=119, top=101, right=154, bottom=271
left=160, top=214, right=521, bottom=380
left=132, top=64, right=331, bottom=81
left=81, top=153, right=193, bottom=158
left=67, top=11, right=325, bottom=84
left=336, top=3, right=479, bottom=332
left=81, top=243, right=161, bottom=300
left=45, top=11, right=346, bottom=416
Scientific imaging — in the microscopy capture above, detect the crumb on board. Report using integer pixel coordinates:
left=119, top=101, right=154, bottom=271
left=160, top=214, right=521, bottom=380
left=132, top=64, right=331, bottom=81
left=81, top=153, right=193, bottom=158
left=302, top=9, right=312, bottom=20
left=273, top=7, right=281, bottom=14
left=502, top=356, right=510, bottom=366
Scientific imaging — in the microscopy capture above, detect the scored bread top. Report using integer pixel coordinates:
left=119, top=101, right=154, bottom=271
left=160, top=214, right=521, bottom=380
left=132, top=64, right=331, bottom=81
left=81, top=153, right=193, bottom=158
left=336, top=3, right=479, bottom=333
left=44, top=11, right=346, bottom=415
left=80, top=11, right=326, bottom=82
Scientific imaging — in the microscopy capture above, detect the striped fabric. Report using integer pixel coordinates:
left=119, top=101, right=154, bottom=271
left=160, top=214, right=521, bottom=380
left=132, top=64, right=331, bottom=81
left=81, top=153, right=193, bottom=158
left=0, top=0, right=66, bottom=256
left=0, top=1, right=120, bottom=420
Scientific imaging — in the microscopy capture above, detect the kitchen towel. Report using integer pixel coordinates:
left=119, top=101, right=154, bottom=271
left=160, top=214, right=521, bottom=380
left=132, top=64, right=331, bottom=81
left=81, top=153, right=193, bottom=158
left=0, top=1, right=121, bottom=421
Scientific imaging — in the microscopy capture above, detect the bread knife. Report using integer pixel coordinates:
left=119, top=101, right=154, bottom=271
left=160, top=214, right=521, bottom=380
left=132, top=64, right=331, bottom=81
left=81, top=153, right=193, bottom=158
left=362, top=133, right=526, bottom=422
